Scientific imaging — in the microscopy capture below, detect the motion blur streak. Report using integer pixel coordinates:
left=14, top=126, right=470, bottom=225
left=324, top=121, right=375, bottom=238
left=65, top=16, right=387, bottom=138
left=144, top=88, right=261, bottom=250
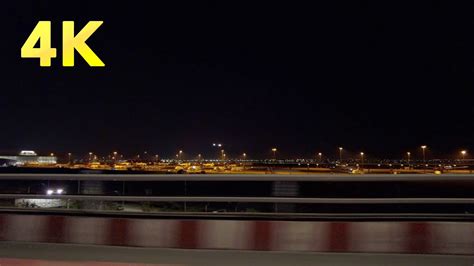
left=1, top=213, right=474, bottom=255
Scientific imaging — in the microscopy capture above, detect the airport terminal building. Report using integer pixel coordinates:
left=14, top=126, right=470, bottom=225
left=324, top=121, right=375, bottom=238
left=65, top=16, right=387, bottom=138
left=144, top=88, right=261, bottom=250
left=0, top=150, right=57, bottom=166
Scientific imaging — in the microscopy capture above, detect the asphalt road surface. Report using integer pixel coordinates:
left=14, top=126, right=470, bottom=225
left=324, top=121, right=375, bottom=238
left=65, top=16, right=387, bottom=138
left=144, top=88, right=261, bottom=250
left=0, top=242, right=473, bottom=266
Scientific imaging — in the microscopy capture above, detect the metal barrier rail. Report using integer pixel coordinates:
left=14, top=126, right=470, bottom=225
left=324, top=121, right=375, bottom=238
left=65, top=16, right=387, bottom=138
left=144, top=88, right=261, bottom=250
left=0, top=173, right=474, bottom=182
left=1, top=173, right=474, bottom=181
left=2, top=207, right=474, bottom=221
left=3, top=194, right=474, bottom=204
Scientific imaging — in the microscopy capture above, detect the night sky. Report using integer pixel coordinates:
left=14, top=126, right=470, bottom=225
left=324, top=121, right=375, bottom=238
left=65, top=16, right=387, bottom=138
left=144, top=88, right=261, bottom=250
left=1, top=1, right=474, bottom=159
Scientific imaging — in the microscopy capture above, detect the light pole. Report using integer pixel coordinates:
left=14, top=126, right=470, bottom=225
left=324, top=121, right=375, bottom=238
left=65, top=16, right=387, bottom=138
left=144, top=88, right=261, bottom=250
left=68, top=153, right=72, bottom=164
left=360, top=152, right=364, bottom=170
left=88, top=152, right=93, bottom=163
left=421, top=145, right=427, bottom=163
left=242, top=153, right=247, bottom=169
left=461, top=150, right=467, bottom=161
left=339, top=147, right=343, bottom=162
left=272, top=148, right=277, bottom=160
left=407, top=152, right=411, bottom=166
left=318, top=152, right=322, bottom=163
left=179, top=150, right=183, bottom=161
left=113, top=151, right=118, bottom=164
left=213, top=143, right=223, bottom=160
left=221, top=149, right=225, bottom=161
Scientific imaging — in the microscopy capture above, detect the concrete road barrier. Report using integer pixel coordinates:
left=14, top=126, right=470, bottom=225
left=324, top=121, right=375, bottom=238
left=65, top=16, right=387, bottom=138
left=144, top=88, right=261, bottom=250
left=0, top=213, right=474, bottom=255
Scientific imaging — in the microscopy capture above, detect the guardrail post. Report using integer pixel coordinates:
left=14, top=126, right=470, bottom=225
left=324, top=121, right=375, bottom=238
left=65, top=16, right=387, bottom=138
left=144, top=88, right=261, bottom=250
left=122, top=181, right=125, bottom=210
left=184, top=180, right=187, bottom=212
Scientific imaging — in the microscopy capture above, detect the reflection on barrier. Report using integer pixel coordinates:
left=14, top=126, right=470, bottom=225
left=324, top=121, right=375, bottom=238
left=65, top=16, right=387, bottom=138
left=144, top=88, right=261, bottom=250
left=0, top=213, right=473, bottom=255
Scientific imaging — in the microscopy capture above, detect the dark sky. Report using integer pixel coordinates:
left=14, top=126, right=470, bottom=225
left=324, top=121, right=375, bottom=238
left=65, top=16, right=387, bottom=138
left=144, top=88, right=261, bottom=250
left=1, top=1, right=474, bottom=159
